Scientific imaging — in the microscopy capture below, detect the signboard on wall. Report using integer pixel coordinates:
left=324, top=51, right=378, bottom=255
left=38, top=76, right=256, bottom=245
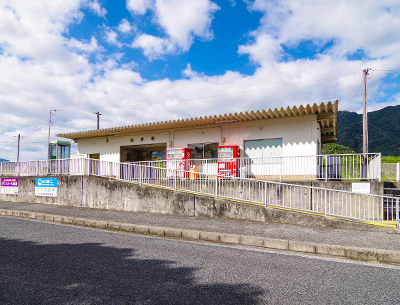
left=352, top=183, right=371, bottom=194
left=35, top=178, right=57, bottom=197
left=1, top=178, right=18, bottom=195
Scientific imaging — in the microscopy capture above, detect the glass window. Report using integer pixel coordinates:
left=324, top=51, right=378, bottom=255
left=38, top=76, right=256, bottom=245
left=188, top=143, right=204, bottom=159
left=49, top=144, right=57, bottom=159
left=188, top=143, right=218, bottom=159
left=204, top=143, right=218, bottom=159
left=151, top=150, right=166, bottom=161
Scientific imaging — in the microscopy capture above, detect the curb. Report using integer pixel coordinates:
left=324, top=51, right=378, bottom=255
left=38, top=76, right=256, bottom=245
left=2, top=208, right=400, bottom=265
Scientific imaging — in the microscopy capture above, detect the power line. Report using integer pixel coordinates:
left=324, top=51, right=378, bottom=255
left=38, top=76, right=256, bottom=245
left=0, top=122, right=50, bottom=150
left=55, top=72, right=361, bottom=113
left=0, top=139, right=19, bottom=150
left=371, top=68, right=400, bottom=71
left=337, top=81, right=363, bottom=127
left=21, top=122, right=50, bottom=140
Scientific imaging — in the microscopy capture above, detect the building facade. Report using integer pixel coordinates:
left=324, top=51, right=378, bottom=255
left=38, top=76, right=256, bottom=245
left=57, top=100, right=338, bottom=179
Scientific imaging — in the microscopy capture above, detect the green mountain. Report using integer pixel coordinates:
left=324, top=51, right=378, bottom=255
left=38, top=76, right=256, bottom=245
left=337, top=105, right=400, bottom=156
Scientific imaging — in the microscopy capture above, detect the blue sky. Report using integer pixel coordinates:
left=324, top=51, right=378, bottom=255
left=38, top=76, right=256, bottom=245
left=68, top=0, right=261, bottom=79
left=0, top=0, right=400, bottom=161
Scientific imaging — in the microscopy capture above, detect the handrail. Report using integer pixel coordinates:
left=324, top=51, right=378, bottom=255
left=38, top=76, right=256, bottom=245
left=0, top=156, right=397, bottom=228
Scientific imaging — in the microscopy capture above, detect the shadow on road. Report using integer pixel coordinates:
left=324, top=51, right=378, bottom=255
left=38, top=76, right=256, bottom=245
left=0, top=237, right=264, bottom=304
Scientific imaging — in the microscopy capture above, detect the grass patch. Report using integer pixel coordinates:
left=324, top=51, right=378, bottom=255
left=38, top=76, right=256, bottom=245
left=382, top=156, right=400, bottom=163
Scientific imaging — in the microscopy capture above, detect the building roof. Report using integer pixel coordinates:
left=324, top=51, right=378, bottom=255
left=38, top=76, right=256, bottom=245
left=57, top=100, right=338, bottom=144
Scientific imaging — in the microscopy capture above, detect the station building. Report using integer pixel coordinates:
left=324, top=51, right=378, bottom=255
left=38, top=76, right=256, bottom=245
left=57, top=100, right=338, bottom=165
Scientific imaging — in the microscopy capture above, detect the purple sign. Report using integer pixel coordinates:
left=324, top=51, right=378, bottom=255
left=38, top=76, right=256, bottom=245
left=1, top=178, right=18, bottom=194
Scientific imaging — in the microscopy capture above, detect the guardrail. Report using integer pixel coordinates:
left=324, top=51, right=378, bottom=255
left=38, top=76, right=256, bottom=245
left=0, top=156, right=398, bottom=228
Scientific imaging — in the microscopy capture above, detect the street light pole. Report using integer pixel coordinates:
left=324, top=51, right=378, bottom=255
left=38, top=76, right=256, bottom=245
left=47, top=110, right=56, bottom=159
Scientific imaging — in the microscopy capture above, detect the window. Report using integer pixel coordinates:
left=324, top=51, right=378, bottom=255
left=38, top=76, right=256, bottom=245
left=188, top=143, right=218, bottom=159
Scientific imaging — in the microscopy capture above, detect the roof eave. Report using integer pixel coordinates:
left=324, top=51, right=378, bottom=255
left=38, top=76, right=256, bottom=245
left=57, top=100, right=339, bottom=141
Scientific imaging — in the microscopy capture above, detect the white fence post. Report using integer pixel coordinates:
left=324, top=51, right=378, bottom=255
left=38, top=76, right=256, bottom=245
left=174, top=168, right=177, bottom=190
left=215, top=175, right=218, bottom=199
left=397, top=163, right=400, bottom=182
left=396, top=198, right=399, bottom=230
left=378, top=153, right=382, bottom=182
left=264, top=182, right=268, bottom=207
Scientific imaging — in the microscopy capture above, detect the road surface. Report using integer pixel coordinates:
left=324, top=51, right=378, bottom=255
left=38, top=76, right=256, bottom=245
left=1, top=216, right=400, bottom=304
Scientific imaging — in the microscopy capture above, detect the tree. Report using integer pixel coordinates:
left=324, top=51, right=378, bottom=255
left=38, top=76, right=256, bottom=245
left=322, top=144, right=356, bottom=155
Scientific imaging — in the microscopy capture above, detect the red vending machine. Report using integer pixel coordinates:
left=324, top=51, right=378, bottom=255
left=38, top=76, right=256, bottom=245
left=217, top=145, right=240, bottom=178
left=166, top=148, right=192, bottom=178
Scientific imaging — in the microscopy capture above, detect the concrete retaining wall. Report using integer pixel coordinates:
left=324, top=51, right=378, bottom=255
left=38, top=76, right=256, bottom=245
left=0, top=176, right=390, bottom=232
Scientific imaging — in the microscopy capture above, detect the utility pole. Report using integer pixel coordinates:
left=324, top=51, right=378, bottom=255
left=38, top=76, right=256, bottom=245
left=362, top=68, right=371, bottom=180
left=363, top=68, right=370, bottom=155
left=93, top=111, right=102, bottom=130
left=17, top=134, right=20, bottom=162
left=47, top=110, right=56, bottom=159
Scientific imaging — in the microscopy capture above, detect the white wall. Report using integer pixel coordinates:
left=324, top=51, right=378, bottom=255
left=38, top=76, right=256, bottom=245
left=75, top=115, right=321, bottom=161
left=77, top=131, right=170, bottom=162
left=174, top=127, right=222, bottom=147
left=222, top=115, right=319, bottom=157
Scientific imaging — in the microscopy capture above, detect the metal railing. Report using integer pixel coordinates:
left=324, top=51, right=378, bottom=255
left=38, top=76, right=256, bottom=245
left=120, top=164, right=397, bottom=228
left=0, top=156, right=398, bottom=228
left=0, top=153, right=383, bottom=181
left=132, top=153, right=382, bottom=181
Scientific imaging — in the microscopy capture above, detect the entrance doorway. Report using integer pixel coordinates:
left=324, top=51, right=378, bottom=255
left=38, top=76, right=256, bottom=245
left=120, top=143, right=167, bottom=162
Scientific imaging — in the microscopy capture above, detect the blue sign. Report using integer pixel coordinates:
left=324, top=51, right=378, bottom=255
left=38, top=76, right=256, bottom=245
left=35, top=178, right=57, bottom=188
left=35, top=178, right=57, bottom=197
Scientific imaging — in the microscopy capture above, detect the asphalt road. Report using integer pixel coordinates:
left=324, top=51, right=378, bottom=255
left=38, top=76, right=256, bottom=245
left=1, top=216, right=400, bottom=305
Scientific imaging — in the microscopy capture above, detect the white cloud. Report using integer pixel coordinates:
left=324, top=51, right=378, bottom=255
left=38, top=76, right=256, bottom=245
left=154, top=0, right=219, bottom=49
left=132, top=34, right=175, bottom=59
left=104, top=68, right=143, bottom=84
left=67, top=37, right=102, bottom=52
left=182, top=63, right=197, bottom=78
left=246, top=0, right=400, bottom=60
left=104, top=29, right=123, bottom=47
left=126, top=0, right=153, bottom=15
left=103, top=20, right=134, bottom=48
left=105, top=30, right=118, bottom=44
left=238, top=33, right=282, bottom=65
left=131, top=0, right=219, bottom=57
left=0, top=0, right=83, bottom=61
left=86, top=0, right=107, bottom=17
left=118, top=19, right=134, bottom=33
